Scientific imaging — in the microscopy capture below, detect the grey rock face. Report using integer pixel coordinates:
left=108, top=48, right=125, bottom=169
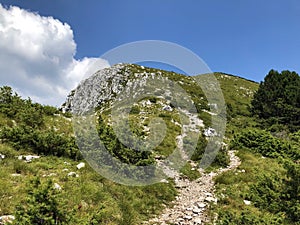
left=63, top=63, right=130, bottom=114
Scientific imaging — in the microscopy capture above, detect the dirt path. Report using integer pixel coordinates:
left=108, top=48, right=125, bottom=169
left=145, top=150, right=241, bottom=225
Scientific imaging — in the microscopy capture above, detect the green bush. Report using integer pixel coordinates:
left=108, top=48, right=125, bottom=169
left=43, top=105, right=59, bottom=116
left=230, top=129, right=298, bottom=160
left=0, top=125, right=81, bottom=160
left=216, top=209, right=284, bottom=225
left=130, top=105, right=140, bottom=114
left=13, top=177, right=73, bottom=225
left=283, top=160, right=300, bottom=222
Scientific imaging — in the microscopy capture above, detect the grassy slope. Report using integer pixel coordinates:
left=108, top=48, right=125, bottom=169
left=211, top=73, right=299, bottom=224
left=214, top=72, right=259, bottom=138
left=0, top=64, right=211, bottom=224
left=0, top=70, right=257, bottom=224
left=0, top=109, right=177, bottom=224
left=1, top=69, right=296, bottom=224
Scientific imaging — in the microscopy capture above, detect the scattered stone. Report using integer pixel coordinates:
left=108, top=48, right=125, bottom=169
left=18, top=155, right=40, bottom=163
left=68, top=172, right=79, bottom=177
left=204, top=127, right=217, bottom=137
left=62, top=168, right=69, bottom=172
left=194, top=218, right=202, bottom=224
left=160, top=179, right=169, bottom=183
left=205, top=197, right=217, bottom=203
left=208, top=103, right=218, bottom=110
left=11, top=173, right=21, bottom=177
left=162, top=105, right=173, bottom=111
left=54, top=183, right=62, bottom=191
left=64, top=161, right=71, bottom=165
left=184, top=215, right=193, bottom=220
left=154, top=155, right=165, bottom=160
left=197, top=203, right=206, bottom=208
left=0, top=154, right=5, bottom=160
left=0, top=215, right=15, bottom=224
left=193, top=207, right=201, bottom=214
left=204, top=192, right=213, bottom=197
left=146, top=146, right=241, bottom=224
left=76, top=162, right=85, bottom=170
left=243, top=200, right=251, bottom=205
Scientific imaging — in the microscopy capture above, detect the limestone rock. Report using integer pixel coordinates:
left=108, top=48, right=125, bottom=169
left=243, top=200, right=251, bottom=205
left=193, top=207, right=201, bottom=214
left=17, top=155, right=40, bottom=163
left=68, top=172, right=79, bottom=177
left=76, top=162, right=85, bottom=170
left=0, top=215, right=15, bottom=224
left=54, top=183, right=62, bottom=191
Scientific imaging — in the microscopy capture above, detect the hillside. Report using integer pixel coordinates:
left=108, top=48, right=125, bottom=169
left=0, top=64, right=299, bottom=225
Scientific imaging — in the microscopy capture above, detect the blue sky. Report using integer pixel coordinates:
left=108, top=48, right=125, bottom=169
left=0, top=0, right=299, bottom=105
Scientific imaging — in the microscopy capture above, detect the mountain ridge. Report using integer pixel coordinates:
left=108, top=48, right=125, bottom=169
left=2, top=65, right=298, bottom=224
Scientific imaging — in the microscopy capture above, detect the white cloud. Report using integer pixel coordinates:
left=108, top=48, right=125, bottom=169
left=0, top=4, right=110, bottom=106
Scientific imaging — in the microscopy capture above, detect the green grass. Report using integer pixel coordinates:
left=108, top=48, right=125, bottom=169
left=213, top=150, right=292, bottom=224
left=0, top=148, right=177, bottom=224
left=2, top=65, right=295, bottom=224
left=179, top=162, right=201, bottom=180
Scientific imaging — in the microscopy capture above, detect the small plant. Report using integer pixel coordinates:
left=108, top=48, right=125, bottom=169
left=13, top=177, right=73, bottom=225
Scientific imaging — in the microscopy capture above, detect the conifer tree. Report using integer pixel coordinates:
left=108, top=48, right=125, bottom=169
left=251, top=70, right=300, bottom=130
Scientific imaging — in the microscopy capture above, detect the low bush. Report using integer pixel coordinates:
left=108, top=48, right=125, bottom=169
left=230, top=129, right=299, bottom=160
left=0, top=126, right=81, bottom=160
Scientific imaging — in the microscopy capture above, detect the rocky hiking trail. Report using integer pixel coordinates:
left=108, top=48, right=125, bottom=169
left=145, top=150, right=241, bottom=225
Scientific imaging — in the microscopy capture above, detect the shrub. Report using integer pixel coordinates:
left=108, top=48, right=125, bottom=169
left=0, top=126, right=81, bottom=160
left=230, top=129, right=297, bottom=159
left=43, top=105, right=59, bottom=116
left=129, top=105, right=140, bottom=114
left=13, top=177, right=73, bottom=225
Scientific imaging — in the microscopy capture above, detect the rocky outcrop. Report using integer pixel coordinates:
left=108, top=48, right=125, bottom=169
left=62, top=63, right=131, bottom=114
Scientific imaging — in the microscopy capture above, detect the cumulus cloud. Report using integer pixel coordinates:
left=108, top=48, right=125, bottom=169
left=0, top=4, right=110, bottom=106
